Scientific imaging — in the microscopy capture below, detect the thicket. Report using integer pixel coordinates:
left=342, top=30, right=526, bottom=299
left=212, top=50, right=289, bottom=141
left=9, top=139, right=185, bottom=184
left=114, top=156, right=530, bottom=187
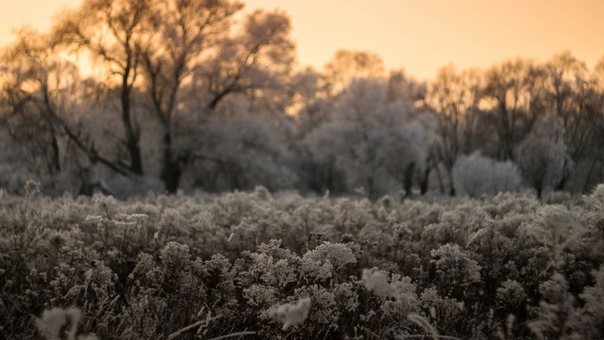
left=2, top=183, right=604, bottom=339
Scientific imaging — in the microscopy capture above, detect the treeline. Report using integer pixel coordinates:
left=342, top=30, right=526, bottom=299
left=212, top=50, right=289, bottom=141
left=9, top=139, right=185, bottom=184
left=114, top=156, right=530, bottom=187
left=0, top=0, right=603, bottom=198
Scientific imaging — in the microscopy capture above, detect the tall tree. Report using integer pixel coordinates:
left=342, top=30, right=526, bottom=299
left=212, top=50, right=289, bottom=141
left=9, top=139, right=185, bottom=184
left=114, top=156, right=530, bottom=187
left=425, top=65, right=482, bottom=195
left=0, top=29, right=66, bottom=176
left=140, top=0, right=243, bottom=193
left=542, top=52, right=594, bottom=161
left=52, top=0, right=153, bottom=175
left=483, top=58, right=535, bottom=161
left=517, top=114, right=573, bottom=198
left=306, top=79, right=430, bottom=198
left=0, top=28, right=107, bottom=178
left=582, top=56, right=604, bottom=190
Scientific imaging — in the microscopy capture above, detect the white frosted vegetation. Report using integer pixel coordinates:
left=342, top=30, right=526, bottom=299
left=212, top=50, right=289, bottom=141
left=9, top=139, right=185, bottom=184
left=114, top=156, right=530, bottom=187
left=268, top=297, right=311, bottom=330
left=1, top=184, right=604, bottom=338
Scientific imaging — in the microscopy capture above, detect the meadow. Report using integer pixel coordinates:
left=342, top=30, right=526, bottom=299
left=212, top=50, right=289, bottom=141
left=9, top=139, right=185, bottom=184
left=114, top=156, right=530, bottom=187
left=1, top=184, right=604, bottom=339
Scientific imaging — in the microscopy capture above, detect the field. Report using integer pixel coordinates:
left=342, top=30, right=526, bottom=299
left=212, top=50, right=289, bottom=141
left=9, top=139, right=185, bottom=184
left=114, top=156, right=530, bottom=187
left=1, top=185, right=604, bottom=339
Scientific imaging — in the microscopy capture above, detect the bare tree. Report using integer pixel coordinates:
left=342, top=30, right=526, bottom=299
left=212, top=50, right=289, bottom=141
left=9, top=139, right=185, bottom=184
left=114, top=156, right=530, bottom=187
left=581, top=56, right=604, bottom=190
left=542, top=52, right=595, bottom=161
left=425, top=65, right=482, bottom=195
left=322, top=49, right=385, bottom=96
left=0, top=28, right=104, bottom=177
left=483, top=58, right=536, bottom=161
left=52, top=0, right=154, bottom=175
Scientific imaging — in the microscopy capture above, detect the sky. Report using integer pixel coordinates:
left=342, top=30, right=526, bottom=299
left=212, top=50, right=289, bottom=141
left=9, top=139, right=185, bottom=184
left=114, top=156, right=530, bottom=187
left=1, top=0, right=603, bottom=80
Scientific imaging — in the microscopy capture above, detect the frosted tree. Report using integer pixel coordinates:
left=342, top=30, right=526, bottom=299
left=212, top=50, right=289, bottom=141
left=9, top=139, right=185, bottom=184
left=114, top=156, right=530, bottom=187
left=543, top=51, right=589, bottom=130
left=287, top=67, right=325, bottom=130
left=517, top=114, right=573, bottom=198
left=139, top=0, right=243, bottom=193
left=306, top=78, right=431, bottom=197
left=187, top=110, right=296, bottom=192
left=386, top=69, right=427, bottom=103
left=483, top=58, right=536, bottom=161
left=0, top=28, right=71, bottom=176
left=307, top=79, right=389, bottom=197
left=541, top=51, right=596, bottom=189
left=322, top=49, right=385, bottom=96
left=425, top=65, right=482, bottom=195
left=198, top=9, right=296, bottom=111
left=0, top=28, right=120, bottom=194
left=52, top=0, right=156, bottom=176
left=377, top=117, right=434, bottom=197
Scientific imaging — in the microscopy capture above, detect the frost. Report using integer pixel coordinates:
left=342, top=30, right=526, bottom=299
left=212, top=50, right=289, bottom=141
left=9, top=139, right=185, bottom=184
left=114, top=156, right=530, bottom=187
left=35, top=307, right=98, bottom=340
left=269, top=298, right=311, bottom=330
left=362, top=268, right=395, bottom=298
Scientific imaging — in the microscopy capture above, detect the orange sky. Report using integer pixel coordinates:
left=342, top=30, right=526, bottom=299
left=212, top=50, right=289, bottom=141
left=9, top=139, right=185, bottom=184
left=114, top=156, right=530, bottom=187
left=1, top=0, right=603, bottom=80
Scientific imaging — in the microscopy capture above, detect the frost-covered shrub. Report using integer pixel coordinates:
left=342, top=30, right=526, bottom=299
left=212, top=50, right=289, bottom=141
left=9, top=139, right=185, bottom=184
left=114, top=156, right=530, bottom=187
left=572, top=265, right=604, bottom=338
left=419, top=287, right=466, bottom=336
left=380, top=273, right=418, bottom=320
left=467, top=220, right=517, bottom=292
left=524, top=204, right=587, bottom=271
left=292, top=284, right=339, bottom=334
left=453, top=152, right=522, bottom=197
left=1, top=189, right=604, bottom=339
left=305, top=242, right=356, bottom=271
left=585, top=183, right=604, bottom=211
left=529, top=273, right=577, bottom=339
left=496, top=279, right=527, bottom=312
left=430, top=243, right=482, bottom=299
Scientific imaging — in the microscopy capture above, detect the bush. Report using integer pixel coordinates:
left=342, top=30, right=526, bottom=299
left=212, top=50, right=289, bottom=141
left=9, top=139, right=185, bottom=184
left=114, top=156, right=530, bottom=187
left=453, top=152, right=522, bottom=197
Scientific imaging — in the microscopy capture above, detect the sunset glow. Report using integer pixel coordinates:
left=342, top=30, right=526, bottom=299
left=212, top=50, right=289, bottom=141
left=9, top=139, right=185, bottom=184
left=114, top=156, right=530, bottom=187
left=1, top=0, right=603, bottom=79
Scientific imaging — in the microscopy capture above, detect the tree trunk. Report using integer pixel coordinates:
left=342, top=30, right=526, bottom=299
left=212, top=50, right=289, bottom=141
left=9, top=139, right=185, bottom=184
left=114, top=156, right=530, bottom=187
left=49, top=130, right=61, bottom=174
left=433, top=162, right=446, bottom=194
left=160, top=130, right=183, bottom=194
left=583, top=158, right=597, bottom=192
left=419, top=166, right=430, bottom=195
left=121, top=88, right=143, bottom=175
left=536, top=183, right=543, bottom=199
left=403, top=162, right=416, bottom=197
left=447, top=168, right=456, bottom=196
left=555, top=158, right=571, bottom=191
left=121, top=55, right=143, bottom=175
left=367, top=176, right=376, bottom=200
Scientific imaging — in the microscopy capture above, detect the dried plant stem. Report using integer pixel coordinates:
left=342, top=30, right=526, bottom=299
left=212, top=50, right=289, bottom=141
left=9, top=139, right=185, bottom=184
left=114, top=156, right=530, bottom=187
left=407, top=313, right=439, bottom=340
left=398, top=335, right=462, bottom=340
left=169, top=325, right=255, bottom=340
left=167, top=320, right=207, bottom=339
left=207, top=331, right=256, bottom=340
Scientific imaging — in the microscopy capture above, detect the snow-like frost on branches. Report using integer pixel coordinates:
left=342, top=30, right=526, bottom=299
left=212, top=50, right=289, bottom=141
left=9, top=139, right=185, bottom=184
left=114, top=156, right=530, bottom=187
left=362, top=268, right=395, bottom=298
left=453, top=152, right=522, bottom=197
left=35, top=307, right=98, bottom=340
left=585, top=183, right=604, bottom=210
left=269, top=297, right=311, bottom=330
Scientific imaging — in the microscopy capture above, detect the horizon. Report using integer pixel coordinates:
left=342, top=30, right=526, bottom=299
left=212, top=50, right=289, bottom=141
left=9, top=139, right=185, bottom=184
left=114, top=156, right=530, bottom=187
left=1, top=0, right=603, bottom=80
